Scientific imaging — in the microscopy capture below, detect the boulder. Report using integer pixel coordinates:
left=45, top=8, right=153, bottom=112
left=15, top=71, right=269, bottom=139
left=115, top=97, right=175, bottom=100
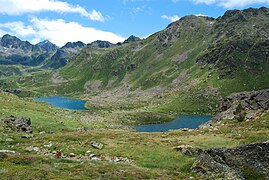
left=174, top=145, right=202, bottom=156
left=69, top=153, right=76, bottom=157
left=90, top=140, right=104, bottom=149
left=2, top=116, right=33, bottom=133
left=192, top=141, right=269, bottom=179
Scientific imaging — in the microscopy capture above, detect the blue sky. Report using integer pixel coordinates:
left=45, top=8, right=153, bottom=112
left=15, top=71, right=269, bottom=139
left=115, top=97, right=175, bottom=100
left=0, top=0, right=268, bottom=46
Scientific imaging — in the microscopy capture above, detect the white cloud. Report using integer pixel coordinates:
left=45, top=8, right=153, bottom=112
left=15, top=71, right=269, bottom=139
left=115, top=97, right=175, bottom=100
left=195, top=13, right=208, bottom=16
left=0, top=22, right=36, bottom=36
left=0, top=0, right=105, bottom=22
left=172, top=0, right=269, bottom=8
left=219, top=0, right=269, bottom=8
left=0, top=18, right=125, bottom=46
left=0, top=29, right=7, bottom=37
left=161, top=15, right=180, bottom=22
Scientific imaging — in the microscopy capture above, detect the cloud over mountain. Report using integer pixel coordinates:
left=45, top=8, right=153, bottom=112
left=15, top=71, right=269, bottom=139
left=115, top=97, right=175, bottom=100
left=0, top=0, right=105, bottom=22
left=161, top=15, right=180, bottom=22
left=0, top=17, right=125, bottom=46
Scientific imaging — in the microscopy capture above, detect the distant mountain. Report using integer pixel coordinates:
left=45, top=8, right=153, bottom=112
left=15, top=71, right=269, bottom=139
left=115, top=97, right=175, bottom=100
left=43, top=41, right=86, bottom=69
left=89, top=40, right=116, bottom=48
left=37, top=40, right=58, bottom=52
left=63, top=41, right=85, bottom=49
left=0, top=34, right=32, bottom=51
left=0, top=35, right=120, bottom=68
left=123, top=35, right=141, bottom=44
left=0, top=34, right=50, bottom=66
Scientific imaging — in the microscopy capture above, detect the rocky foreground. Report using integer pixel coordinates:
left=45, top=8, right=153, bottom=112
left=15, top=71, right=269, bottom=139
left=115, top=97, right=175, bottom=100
left=193, top=142, right=269, bottom=179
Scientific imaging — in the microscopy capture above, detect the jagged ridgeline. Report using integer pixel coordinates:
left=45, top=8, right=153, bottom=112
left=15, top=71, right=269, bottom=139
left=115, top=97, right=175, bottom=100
left=0, top=7, right=269, bottom=96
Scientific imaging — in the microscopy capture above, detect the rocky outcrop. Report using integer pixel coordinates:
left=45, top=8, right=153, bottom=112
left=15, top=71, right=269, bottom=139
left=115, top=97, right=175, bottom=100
left=216, top=89, right=269, bottom=121
left=174, top=145, right=202, bottom=156
left=191, top=141, right=269, bottom=179
left=1, top=116, right=33, bottom=133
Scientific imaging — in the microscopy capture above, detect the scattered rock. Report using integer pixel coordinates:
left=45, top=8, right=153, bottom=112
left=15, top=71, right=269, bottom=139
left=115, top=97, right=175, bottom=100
left=192, top=141, right=269, bottom=179
left=21, top=133, right=33, bottom=138
left=0, top=150, right=16, bottom=154
left=69, top=153, right=76, bottom=157
left=89, top=154, right=97, bottom=158
left=90, top=140, right=104, bottom=149
left=91, top=156, right=101, bottom=161
left=1, top=116, right=33, bottom=133
left=105, top=156, right=134, bottom=164
left=44, top=142, right=53, bottom=148
left=85, top=150, right=92, bottom=155
left=26, top=146, right=39, bottom=152
left=175, top=145, right=202, bottom=156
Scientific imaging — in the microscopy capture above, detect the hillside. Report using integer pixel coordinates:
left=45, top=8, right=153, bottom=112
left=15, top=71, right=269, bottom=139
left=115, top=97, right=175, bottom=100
left=1, top=7, right=264, bottom=117
left=0, top=8, right=267, bottom=121
left=66, top=8, right=269, bottom=93
left=0, top=7, right=269, bottom=179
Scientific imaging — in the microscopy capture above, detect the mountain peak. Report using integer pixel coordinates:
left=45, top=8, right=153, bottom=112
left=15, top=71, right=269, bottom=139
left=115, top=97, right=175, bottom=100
left=37, top=40, right=58, bottom=52
left=0, top=34, right=32, bottom=50
left=89, top=40, right=115, bottom=48
left=63, top=41, right=85, bottom=49
left=1, top=34, right=21, bottom=45
left=123, top=35, right=140, bottom=44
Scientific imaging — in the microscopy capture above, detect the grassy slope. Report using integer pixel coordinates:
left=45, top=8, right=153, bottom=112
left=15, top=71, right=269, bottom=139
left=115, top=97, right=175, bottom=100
left=0, top=91, right=82, bottom=132
left=0, top=91, right=268, bottom=179
left=57, top=16, right=211, bottom=92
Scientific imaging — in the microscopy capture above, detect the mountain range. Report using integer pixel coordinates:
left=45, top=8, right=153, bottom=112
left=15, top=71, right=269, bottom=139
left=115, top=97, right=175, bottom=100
left=0, top=7, right=269, bottom=114
left=0, top=34, right=140, bottom=68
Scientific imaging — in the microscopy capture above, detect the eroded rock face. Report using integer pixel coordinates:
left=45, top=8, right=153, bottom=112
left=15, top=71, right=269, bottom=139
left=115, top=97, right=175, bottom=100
left=1, top=116, right=32, bottom=133
left=192, top=141, right=269, bottom=179
left=217, top=89, right=269, bottom=121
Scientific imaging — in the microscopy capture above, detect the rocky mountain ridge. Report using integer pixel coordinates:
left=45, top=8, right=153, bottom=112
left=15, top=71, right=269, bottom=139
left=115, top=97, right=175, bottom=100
left=0, top=34, right=125, bottom=68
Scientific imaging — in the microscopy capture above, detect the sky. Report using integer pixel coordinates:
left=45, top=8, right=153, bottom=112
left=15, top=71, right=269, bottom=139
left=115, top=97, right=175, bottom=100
left=0, top=0, right=268, bottom=47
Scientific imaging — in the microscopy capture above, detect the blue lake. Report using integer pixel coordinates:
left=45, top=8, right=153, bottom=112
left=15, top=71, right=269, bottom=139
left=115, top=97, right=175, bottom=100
left=35, top=96, right=88, bottom=110
left=135, top=115, right=212, bottom=132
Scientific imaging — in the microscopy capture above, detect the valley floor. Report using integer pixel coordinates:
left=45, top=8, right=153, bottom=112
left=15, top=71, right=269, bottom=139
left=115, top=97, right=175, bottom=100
left=1, top=91, right=269, bottom=179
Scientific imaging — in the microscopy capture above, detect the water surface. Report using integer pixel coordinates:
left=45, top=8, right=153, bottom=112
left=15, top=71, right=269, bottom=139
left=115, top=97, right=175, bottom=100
left=35, top=96, right=88, bottom=110
left=136, top=115, right=212, bottom=132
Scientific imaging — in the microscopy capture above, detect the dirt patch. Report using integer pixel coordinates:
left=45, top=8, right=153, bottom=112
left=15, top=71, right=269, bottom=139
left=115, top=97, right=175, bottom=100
left=51, top=71, right=68, bottom=84
left=171, top=52, right=188, bottom=64
left=84, top=80, right=102, bottom=93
